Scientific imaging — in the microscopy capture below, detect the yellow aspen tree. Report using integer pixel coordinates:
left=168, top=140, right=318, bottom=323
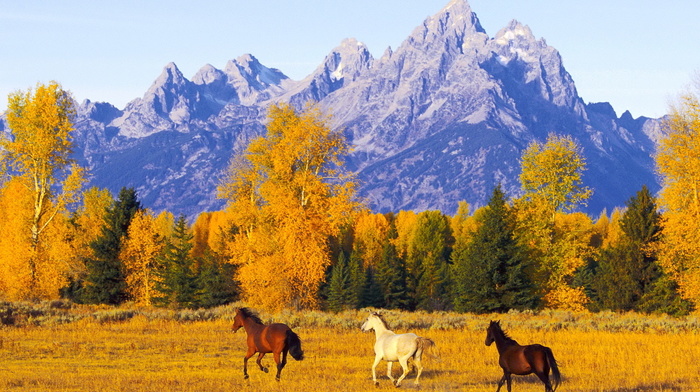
left=0, top=176, right=80, bottom=300
left=520, top=133, right=592, bottom=217
left=392, top=210, right=418, bottom=260
left=353, top=211, right=389, bottom=267
left=656, top=91, right=700, bottom=304
left=120, top=209, right=165, bottom=305
left=207, top=209, right=236, bottom=254
left=450, top=201, right=480, bottom=288
left=602, top=207, right=625, bottom=249
left=155, top=211, right=175, bottom=238
left=590, top=210, right=609, bottom=248
left=2, top=82, right=85, bottom=296
left=192, top=212, right=212, bottom=258
left=450, top=201, right=478, bottom=244
left=0, top=178, right=35, bottom=299
left=516, top=134, right=593, bottom=308
left=541, top=212, right=594, bottom=310
left=39, top=212, right=76, bottom=298
left=218, top=103, right=360, bottom=310
left=67, top=187, right=113, bottom=278
left=450, top=201, right=474, bottom=247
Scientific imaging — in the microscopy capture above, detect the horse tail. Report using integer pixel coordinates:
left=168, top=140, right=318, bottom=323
left=285, top=329, right=304, bottom=361
left=415, top=336, right=436, bottom=359
left=545, top=346, right=561, bottom=391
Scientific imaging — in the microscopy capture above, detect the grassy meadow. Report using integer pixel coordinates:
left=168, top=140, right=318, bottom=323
left=0, top=303, right=699, bottom=391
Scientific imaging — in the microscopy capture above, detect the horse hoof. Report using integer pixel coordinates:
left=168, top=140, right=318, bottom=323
left=243, top=375, right=249, bottom=380
left=262, top=367, right=269, bottom=373
left=374, top=381, right=380, bottom=387
left=276, top=377, right=281, bottom=382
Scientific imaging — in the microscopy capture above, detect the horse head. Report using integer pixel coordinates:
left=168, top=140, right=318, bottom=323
left=231, top=308, right=244, bottom=333
left=361, top=312, right=383, bottom=332
left=485, top=320, right=498, bottom=346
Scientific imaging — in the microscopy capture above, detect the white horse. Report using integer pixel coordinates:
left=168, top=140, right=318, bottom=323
left=361, top=312, right=435, bottom=387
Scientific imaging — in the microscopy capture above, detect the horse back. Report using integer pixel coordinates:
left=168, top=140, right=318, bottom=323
left=379, top=332, right=419, bottom=361
left=252, top=323, right=290, bottom=353
left=504, top=344, right=551, bottom=375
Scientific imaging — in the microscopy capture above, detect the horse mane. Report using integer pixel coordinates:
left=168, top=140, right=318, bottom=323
left=238, top=307, right=265, bottom=325
left=490, top=320, right=518, bottom=345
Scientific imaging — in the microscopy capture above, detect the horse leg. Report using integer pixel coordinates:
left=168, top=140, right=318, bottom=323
left=395, top=356, right=410, bottom=387
left=495, top=373, right=507, bottom=392
left=505, top=373, right=513, bottom=392
left=371, top=354, right=382, bottom=386
left=386, top=361, right=395, bottom=385
left=274, top=349, right=288, bottom=381
left=535, top=370, right=553, bottom=392
left=413, top=354, right=424, bottom=385
left=243, top=349, right=256, bottom=379
left=256, top=352, right=268, bottom=373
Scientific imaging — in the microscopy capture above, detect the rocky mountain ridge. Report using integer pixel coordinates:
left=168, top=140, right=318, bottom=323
left=0, top=0, right=663, bottom=217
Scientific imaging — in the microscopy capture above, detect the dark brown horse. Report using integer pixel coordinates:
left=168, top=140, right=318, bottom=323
left=232, top=307, right=304, bottom=381
left=485, top=320, right=561, bottom=392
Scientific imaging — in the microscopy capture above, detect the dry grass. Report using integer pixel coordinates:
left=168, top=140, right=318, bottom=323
left=0, top=308, right=699, bottom=391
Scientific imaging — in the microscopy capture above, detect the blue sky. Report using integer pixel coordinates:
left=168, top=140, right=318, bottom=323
left=1, top=0, right=698, bottom=118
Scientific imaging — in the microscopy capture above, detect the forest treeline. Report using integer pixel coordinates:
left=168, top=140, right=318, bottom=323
left=1, top=81, right=699, bottom=316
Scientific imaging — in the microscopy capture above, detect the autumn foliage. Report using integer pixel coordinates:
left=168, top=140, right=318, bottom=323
left=656, top=91, right=700, bottom=306
left=0, top=82, right=84, bottom=299
left=0, top=83, right=696, bottom=316
left=218, top=103, right=361, bottom=310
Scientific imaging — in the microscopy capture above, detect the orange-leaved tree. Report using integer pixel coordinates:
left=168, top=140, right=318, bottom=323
left=120, top=209, right=170, bottom=306
left=218, top=103, right=361, bottom=310
left=352, top=211, right=390, bottom=268
left=65, top=187, right=113, bottom=284
left=655, top=90, right=700, bottom=305
left=392, top=210, right=418, bottom=261
left=1, top=82, right=85, bottom=298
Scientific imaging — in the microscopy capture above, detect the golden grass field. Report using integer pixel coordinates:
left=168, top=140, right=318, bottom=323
left=0, top=305, right=699, bottom=391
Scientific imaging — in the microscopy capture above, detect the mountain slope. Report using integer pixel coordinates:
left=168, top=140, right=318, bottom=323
left=1, top=0, right=663, bottom=217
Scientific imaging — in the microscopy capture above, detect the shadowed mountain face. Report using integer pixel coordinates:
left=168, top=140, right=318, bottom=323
left=3, top=0, right=662, bottom=217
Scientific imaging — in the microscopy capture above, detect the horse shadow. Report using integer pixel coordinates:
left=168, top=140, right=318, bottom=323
left=606, top=383, right=683, bottom=392
left=450, top=373, right=571, bottom=390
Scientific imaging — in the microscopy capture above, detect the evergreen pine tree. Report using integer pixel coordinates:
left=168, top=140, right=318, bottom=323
left=154, top=215, right=197, bottom=308
left=360, top=267, right=385, bottom=308
left=81, top=187, right=141, bottom=305
left=194, top=250, right=237, bottom=308
left=376, top=228, right=411, bottom=310
left=453, top=185, right=538, bottom=313
left=572, top=258, right=600, bottom=307
left=594, top=185, right=689, bottom=313
left=410, top=210, right=452, bottom=311
left=347, top=248, right=367, bottom=309
left=593, top=243, right=640, bottom=311
left=638, top=275, right=693, bottom=316
left=327, top=251, right=351, bottom=312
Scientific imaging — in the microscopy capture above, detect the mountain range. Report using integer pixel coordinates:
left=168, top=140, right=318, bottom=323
left=0, top=0, right=665, bottom=218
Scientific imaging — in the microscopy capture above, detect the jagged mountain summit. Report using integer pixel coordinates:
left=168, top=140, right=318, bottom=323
left=1, top=0, right=663, bottom=218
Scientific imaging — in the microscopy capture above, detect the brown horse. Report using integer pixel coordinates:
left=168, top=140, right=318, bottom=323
left=231, top=307, right=304, bottom=381
left=485, top=320, right=561, bottom=392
